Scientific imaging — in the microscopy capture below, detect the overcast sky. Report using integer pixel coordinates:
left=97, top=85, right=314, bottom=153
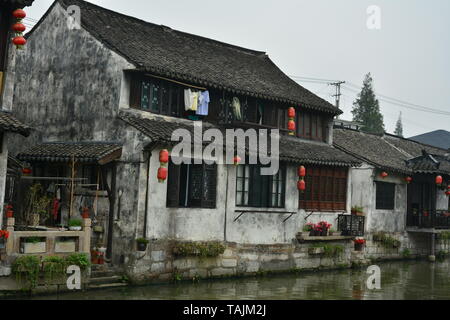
left=25, top=0, right=450, bottom=137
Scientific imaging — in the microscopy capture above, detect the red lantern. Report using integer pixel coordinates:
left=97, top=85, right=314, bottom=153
left=6, top=204, right=14, bottom=218
left=13, top=36, right=26, bottom=46
left=12, top=23, right=26, bottom=33
left=288, top=119, right=296, bottom=132
left=297, top=179, right=306, bottom=192
left=22, top=167, right=32, bottom=175
left=157, top=167, right=168, bottom=183
left=12, top=9, right=26, bottom=19
left=298, top=166, right=306, bottom=178
left=233, top=156, right=241, bottom=166
left=82, top=207, right=90, bottom=219
left=159, top=149, right=169, bottom=165
left=288, top=107, right=296, bottom=119
left=436, top=176, right=443, bottom=185
left=380, top=172, right=388, bottom=178
left=405, top=177, right=412, bottom=184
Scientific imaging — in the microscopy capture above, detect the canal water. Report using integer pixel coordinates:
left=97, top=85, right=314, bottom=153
left=30, top=260, right=450, bottom=300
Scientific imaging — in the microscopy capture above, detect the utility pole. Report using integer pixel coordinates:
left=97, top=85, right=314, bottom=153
left=329, top=81, right=345, bottom=109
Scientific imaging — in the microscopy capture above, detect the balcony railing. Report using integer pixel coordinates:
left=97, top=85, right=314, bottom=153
left=4, top=218, right=92, bottom=256
left=338, top=214, right=365, bottom=237
left=407, top=210, right=450, bottom=229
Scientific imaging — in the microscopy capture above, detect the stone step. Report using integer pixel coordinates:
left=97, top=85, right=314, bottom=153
left=90, top=275, right=123, bottom=285
left=89, top=282, right=128, bottom=290
left=90, top=270, right=119, bottom=278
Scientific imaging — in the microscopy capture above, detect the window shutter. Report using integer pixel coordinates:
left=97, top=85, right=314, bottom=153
left=201, top=164, right=217, bottom=208
left=129, top=76, right=142, bottom=109
left=166, top=161, right=181, bottom=208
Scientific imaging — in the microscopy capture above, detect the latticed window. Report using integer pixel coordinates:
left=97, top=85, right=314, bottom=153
left=236, top=164, right=286, bottom=208
left=130, top=75, right=184, bottom=117
left=299, top=166, right=348, bottom=211
left=166, top=161, right=217, bottom=208
left=375, top=181, right=395, bottom=210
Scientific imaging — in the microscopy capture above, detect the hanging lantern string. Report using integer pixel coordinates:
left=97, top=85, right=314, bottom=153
left=12, top=9, right=27, bottom=50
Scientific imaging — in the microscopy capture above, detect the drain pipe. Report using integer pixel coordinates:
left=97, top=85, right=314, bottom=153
left=143, top=150, right=152, bottom=239
left=224, top=164, right=230, bottom=242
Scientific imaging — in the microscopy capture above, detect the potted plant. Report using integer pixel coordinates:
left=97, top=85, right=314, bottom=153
left=302, top=223, right=315, bottom=237
left=316, top=221, right=332, bottom=236
left=81, top=207, right=90, bottom=219
left=21, top=237, right=46, bottom=254
left=0, top=230, right=9, bottom=249
left=5, top=204, right=14, bottom=218
left=136, top=238, right=149, bottom=251
left=55, top=237, right=77, bottom=253
left=24, top=184, right=52, bottom=227
left=68, top=219, right=82, bottom=231
left=354, top=238, right=366, bottom=251
left=351, top=206, right=365, bottom=216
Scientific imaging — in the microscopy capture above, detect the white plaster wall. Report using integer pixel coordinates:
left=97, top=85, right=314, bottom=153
left=349, top=164, right=408, bottom=233
left=145, top=149, right=226, bottom=242
left=436, top=190, right=449, bottom=211
left=0, top=134, right=8, bottom=226
left=144, top=155, right=352, bottom=245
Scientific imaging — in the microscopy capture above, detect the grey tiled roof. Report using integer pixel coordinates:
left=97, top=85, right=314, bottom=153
left=0, top=0, right=34, bottom=7
left=17, top=142, right=123, bottom=164
left=0, top=111, right=32, bottom=136
left=53, top=0, right=341, bottom=115
left=119, top=113, right=361, bottom=167
left=409, top=130, right=450, bottom=150
left=334, top=127, right=450, bottom=174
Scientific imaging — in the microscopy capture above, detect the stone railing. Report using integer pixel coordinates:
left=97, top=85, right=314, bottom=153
left=5, top=218, right=91, bottom=257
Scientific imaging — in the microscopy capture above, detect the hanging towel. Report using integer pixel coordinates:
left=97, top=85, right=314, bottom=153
left=184, top=89, right=193, bottom=111
left=191, top=91, right=199, bottom=111
left=232, top=97, right=242, bottom=121
left=184, top=89, right=199, bottom=111
left=196, top=91, right=210, bottom=116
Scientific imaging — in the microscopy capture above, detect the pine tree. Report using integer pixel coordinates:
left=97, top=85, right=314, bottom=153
left=351, top=73, right=385, bottom=134
left=394, top=112, right=404, bottom=137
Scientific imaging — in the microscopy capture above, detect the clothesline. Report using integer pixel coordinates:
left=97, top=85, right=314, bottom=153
left=145, top=73, right=207, bottom=91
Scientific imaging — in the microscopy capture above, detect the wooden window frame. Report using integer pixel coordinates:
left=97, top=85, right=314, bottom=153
left=375, top=181, right=396, bottom=210
left=299, top=166, right=348, bottom=211
left=236, top=164, right=286, bottom=208
left=166, top=161, right=217, bottom=209
left=130, top=75, right=185, bottom=117
left=296, top=110, right=328, bottom=142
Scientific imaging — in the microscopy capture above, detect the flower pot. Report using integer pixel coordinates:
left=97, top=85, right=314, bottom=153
left=31, top=214, right=40, bottom=227
left=0, top=239, right=5, bottom=249
left=22, top=241, right=46, bottom=254
left=55, top=241, right=76, bottom=253
left=321, top=230, right=329, bottom=236
left=354, top=243, right=365, bottom=252
left=137, top=242, right=147, bottom=252
left=356, top=212, right=365, bottom=217
left=91, top=250, right=99, bottom=264
left=69, top=226, right=82, bottom=231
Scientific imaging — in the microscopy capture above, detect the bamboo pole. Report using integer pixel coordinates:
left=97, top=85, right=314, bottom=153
left=69, top=156, right=76, bottom=220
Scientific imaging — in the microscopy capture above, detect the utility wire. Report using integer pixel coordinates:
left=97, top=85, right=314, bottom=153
left=288, top=75, right=450, bottom=116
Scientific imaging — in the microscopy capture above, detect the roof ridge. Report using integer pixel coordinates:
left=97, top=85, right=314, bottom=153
left=384, top=132, right=449, bottom=152
left=58, top=0, right=266, bottom=56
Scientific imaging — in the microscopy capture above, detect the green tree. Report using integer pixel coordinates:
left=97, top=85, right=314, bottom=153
left=394, top=112, right=404, bottom=137
left=352, top=73, right=385, bottom=134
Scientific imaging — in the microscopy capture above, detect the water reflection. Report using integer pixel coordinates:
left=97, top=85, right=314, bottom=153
left=25, top=260, right=450, bottom=300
